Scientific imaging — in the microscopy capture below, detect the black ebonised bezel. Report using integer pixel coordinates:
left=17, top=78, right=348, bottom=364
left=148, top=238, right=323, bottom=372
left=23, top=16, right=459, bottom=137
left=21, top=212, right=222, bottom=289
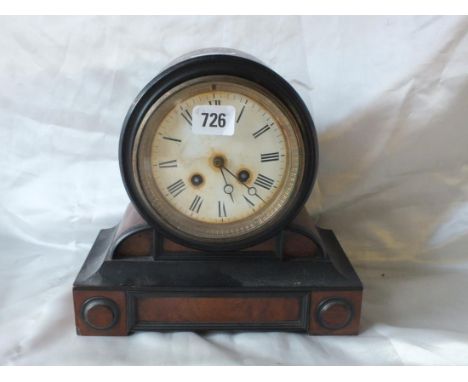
left=119, top=52, right=318, bottom=251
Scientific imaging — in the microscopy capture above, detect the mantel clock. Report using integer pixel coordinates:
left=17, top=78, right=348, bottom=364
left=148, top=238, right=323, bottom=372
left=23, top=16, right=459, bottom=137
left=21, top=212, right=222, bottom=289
left=73, top=49, right=363, bottom=336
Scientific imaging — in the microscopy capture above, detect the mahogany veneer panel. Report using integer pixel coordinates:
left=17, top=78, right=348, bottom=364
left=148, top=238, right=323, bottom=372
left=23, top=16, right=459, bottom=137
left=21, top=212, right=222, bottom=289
left=136, top=296, right=302, bottom=324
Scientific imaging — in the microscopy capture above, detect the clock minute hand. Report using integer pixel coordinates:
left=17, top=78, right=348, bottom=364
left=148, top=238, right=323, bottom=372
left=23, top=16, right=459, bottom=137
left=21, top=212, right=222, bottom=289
left=219, top=167, right=234, bottom=202
left=221, top=165, right=239, bottom=181
left=213, top=156, right=235, bottom=202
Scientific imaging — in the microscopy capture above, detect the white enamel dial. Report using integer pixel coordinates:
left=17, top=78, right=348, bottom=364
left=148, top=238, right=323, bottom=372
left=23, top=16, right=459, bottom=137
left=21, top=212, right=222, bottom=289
left=134, top=76, right=304, bottom=242
left=152, top=91, right=286, bottom=223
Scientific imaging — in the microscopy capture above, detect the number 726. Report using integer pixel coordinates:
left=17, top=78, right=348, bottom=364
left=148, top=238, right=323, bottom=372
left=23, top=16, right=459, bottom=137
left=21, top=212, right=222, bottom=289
left=201, top=112, right=226, bottom=128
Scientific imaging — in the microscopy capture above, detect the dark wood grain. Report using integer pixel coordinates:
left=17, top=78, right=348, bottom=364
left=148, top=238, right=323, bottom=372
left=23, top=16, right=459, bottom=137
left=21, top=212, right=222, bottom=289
left=283, top=230, right=317, bottom=257
left=115, top=229, right=152, bottom=258
left=137, top=296, right=302, bottom=323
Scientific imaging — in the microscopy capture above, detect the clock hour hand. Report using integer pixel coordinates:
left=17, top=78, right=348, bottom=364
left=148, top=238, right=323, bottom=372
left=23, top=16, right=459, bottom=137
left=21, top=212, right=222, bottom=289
left=222, top=166, right=266, bottom=203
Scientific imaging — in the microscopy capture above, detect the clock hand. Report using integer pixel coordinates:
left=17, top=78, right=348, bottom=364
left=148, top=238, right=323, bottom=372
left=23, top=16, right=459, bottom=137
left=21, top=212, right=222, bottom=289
left=223, top=166, right=266, bottom=203
left=219, top=167, right=234, bottom=202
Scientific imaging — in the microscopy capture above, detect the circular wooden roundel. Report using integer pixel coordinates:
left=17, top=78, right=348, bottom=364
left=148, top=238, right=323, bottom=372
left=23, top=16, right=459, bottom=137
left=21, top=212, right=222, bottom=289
left=317, top=298, right=354, bottom=330
left=120, top=49, right=318, bottom=251
left=81, top=297, right=119, bottom=330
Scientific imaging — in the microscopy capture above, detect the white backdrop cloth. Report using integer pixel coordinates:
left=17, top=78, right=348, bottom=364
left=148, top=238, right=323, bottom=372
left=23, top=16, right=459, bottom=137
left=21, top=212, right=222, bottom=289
left=1, top=16, right=468, bottom=365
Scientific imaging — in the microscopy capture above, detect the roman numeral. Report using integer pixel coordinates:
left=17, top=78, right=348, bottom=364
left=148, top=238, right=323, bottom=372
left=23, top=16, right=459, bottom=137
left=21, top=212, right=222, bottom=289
left=260, top=152, right=279, bottom=162
left=162, top=136, right=181, bottom=143
left=189, top=195, right=203, bottom=214
left=208, top=99, right=221, bottom=105
left=158, top=159, right=177, bottom=168
left=180, top=108, right=192, bottom=126
left=167, top=179, right=186, bottom=197
left=252, top=125, right=270, bottom=138
left=254, top=174, right=275, bottom=190
left=243, top=195, right=255, bottom=207
left=236, top=100, right=248, bottom=123
left=218, top=201, right=227, bottom=217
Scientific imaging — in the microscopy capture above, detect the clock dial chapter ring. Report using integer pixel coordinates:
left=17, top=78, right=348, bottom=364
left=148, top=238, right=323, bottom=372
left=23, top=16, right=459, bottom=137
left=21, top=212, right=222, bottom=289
left=120, top=56, right=318, bottom=251
left=136, top=76, right=301, bottom=240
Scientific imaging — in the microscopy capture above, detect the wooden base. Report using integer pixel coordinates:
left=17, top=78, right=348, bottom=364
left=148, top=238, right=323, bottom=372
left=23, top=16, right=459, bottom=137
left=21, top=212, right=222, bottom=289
left=73, top=205, right=363, bottom=336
